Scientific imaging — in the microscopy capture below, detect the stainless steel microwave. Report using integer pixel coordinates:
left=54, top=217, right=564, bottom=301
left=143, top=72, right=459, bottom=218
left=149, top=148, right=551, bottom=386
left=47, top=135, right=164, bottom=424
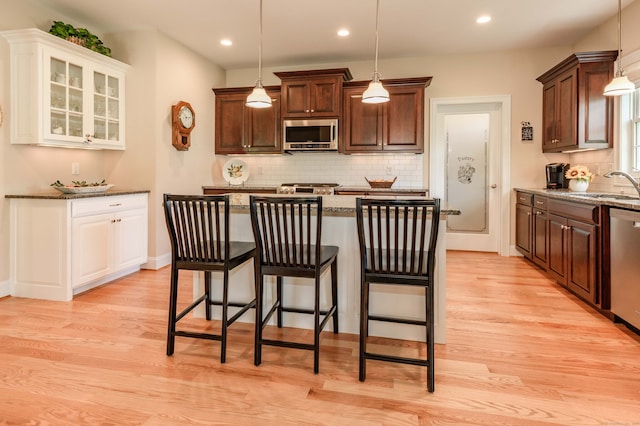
left=283, top=119, right=338, bottom=151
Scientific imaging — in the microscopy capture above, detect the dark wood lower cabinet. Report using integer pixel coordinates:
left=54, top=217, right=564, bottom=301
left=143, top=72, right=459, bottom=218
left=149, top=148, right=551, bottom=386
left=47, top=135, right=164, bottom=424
left=515, top=202, right=533, bottom=259
left=515, top=193, right=604, bottom=310
left=547, top=212, right=568, bottom=284
left=567, top=219, right=598, bottom=303
left=532, top=196, right=548, bottom=268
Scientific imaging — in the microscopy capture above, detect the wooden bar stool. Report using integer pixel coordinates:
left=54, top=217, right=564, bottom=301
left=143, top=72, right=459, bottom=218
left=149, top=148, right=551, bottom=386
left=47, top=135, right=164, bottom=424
left=355, top=197, right=441, bottom=391
left=163, top=194, right=256, bottom=363
left=249, top=195, right=339, bottom=374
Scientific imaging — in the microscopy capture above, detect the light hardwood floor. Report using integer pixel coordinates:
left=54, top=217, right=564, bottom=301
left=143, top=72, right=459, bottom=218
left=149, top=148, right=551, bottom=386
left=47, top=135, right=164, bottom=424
left=1, top=251, right=639, bottom=425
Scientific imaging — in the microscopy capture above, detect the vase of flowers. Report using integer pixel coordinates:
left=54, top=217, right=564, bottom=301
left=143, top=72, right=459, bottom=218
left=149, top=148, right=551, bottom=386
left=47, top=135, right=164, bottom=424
left=565, top=165, right=593, bottom=192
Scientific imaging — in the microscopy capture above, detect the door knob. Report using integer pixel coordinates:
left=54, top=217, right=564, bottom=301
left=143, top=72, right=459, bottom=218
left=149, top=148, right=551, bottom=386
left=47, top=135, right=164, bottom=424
left=490, top=184, right=497, bottom=189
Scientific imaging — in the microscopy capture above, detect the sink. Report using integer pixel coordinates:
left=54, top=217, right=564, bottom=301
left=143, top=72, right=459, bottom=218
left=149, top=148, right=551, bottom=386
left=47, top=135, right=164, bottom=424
left=573, top=193, right=639, bottom=200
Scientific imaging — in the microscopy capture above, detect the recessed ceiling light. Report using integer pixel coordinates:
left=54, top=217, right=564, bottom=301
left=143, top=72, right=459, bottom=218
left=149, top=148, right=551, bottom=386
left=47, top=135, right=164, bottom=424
left=220, top=39, right=232, bottom=46
left=476, top=15, right=491, bottom=24
left=337, top=29, right=350, bottom=37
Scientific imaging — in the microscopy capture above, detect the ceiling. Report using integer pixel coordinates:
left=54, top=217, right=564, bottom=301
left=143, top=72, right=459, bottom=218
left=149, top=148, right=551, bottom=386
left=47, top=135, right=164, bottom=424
left=30, top=0, right=635, bottom=70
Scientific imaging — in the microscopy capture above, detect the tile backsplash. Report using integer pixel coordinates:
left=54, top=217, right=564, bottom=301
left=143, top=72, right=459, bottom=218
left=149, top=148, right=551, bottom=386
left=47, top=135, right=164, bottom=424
left=567, top=150, right=638, bottom=195
left=214, top=153, right=425, bottom=188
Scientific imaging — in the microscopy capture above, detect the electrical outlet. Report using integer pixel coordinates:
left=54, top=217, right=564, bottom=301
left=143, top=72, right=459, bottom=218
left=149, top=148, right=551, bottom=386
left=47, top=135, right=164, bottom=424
left=386, top=166, right=393, bottom=175
left=71, top=162, right=80, bottom=175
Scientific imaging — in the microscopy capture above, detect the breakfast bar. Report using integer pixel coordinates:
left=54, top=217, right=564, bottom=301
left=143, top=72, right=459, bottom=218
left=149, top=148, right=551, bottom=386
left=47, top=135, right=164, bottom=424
left=193, top=193, right=460, bottom=344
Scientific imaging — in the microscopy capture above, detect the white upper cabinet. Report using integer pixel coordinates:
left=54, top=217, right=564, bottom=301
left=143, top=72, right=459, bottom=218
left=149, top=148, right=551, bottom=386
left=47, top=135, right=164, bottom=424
left=1, top=28, right=129, bottom=150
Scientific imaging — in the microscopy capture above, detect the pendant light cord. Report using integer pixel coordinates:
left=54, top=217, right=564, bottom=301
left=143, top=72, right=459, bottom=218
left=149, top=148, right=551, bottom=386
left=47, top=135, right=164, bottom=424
left=616, top=0, right=625, bottom=77
left=257, top=0, right=263, bottom=86
left=373, top=0, right=381, bottom=81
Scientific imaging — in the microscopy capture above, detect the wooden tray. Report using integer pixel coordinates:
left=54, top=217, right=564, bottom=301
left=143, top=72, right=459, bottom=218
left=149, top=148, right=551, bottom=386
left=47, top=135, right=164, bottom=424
left=365, top=177, right=397, bottom=188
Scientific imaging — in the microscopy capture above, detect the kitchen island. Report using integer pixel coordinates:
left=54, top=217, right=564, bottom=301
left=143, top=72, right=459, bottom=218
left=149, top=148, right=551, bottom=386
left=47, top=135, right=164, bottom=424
left=194, top=193, right=459, bottom=344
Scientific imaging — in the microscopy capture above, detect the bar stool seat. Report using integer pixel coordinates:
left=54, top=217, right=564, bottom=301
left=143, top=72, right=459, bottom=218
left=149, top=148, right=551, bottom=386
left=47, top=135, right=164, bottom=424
left=163, top=194, right=256, bottom=363
left=249, top=195, right=339, bottom=374
left=356, top=197, right=441, bottom=391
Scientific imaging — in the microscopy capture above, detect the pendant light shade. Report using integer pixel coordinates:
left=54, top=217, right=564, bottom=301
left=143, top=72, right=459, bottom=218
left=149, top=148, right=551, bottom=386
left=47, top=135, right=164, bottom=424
left=246, top=83, right=272, bottom=108
left=604, top=0, right=635, bottom=96
left=363, top=0, right=389, bottom=104
left=604, top=75, right=635, bottom=96
left=246, top=0, right=272, bottom=108
left=362, top=78, right=389, bottom=104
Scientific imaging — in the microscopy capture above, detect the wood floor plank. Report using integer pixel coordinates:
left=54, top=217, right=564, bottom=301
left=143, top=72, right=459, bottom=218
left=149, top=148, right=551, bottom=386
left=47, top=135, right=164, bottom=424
left=1, top=251, right=639, bottom=425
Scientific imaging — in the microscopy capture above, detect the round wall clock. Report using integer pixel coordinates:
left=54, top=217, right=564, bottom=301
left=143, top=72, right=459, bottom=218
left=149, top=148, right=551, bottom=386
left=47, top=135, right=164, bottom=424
left=171, top=101, right=195, bottom=151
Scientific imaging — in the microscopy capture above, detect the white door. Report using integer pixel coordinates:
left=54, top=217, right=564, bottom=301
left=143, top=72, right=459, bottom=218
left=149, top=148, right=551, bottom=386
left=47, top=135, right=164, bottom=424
left=430, top=97, right=511, bottom=254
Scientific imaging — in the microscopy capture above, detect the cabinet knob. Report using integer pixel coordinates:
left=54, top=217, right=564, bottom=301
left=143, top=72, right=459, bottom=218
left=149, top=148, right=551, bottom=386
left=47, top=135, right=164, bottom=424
left=536, top=211, right=543, bottom=215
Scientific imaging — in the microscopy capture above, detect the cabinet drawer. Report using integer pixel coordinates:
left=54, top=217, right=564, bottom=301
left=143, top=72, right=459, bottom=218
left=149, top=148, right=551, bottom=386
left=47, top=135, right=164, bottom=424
left=548, top=199, right=599, bottom=224
left=533, top=196, right=548, bottom=210
left=72, top=194, right=147, bottom=217
left=516, top=191, right=533, bottom=205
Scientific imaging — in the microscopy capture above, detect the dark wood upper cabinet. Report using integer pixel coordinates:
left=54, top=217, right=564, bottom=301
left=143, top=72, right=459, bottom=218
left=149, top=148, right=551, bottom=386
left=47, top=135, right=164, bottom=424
left=536, top=51, right=617, bottom=153
left=213, top=86, right=281, bottom=154
left=342, top=77, right=431, bottom=154
left=274, top=68, right=353, bottom=119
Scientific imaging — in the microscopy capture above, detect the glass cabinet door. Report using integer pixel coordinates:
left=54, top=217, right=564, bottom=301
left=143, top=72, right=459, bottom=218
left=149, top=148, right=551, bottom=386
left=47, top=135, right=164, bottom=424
left=93, top=72, right=121, bottom=143
left=49, top=57, right=84, bottom=139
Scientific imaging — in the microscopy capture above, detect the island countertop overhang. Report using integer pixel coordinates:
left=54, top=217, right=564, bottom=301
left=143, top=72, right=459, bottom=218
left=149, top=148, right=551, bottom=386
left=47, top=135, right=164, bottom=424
left=224, top=193, right=460, bottom=217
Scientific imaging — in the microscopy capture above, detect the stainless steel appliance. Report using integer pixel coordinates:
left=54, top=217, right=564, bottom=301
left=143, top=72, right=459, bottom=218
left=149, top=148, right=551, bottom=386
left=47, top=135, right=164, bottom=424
left=283, top=119, right=338, bottom=152
left=277, top=183, right=339, bottom=195
left=610, top=208, right=640, bottom=332
left=546, top=163, right=570, bottom=189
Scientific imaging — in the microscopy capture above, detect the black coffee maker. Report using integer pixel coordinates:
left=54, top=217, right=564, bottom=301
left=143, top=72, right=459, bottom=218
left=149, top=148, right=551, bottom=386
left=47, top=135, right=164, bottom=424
left=546, top=163, right=570, bottom=189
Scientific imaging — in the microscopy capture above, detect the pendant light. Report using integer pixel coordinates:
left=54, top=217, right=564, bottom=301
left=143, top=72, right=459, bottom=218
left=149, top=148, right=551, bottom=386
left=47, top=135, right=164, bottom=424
left=604, top=0, right=635, bottom=96
left=362, top=0, right=390, bottom=104
left=246, top=0, right=272, bottom=108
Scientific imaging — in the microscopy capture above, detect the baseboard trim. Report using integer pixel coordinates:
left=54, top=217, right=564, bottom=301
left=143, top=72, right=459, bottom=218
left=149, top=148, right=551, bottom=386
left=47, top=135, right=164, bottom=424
left=0, top=279, right=10, bottom=298
left=143, top=253, right=171, bottom=270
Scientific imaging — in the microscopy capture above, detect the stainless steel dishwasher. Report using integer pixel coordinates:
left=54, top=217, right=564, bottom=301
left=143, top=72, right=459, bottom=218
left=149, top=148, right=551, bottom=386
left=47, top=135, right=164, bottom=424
left=610, top=208, right=640, bottom=331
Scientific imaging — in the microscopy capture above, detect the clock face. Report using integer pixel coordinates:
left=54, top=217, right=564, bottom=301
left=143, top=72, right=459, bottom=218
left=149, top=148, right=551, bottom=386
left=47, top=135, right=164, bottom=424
left=178, top=105, right=194, bottom=129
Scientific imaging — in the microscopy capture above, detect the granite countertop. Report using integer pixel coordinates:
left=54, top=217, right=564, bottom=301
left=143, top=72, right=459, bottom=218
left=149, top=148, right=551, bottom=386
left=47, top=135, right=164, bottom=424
left=514, top=188, right=640, bottom=211
left=202, top=185, right=277, bottom=191
left=5, top=189, right=150, bottom=200
left=337, top=186, right=429, bottom=193
left=226, top=193, right=460, bottom=217
left=202, top=185, right=429, bottom=194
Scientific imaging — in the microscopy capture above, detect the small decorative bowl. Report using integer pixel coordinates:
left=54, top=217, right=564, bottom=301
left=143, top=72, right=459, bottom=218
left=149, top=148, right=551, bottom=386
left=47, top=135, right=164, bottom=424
left=53, top=184, right=114, bottom=194
left=365, top=177, right=397, bottom=189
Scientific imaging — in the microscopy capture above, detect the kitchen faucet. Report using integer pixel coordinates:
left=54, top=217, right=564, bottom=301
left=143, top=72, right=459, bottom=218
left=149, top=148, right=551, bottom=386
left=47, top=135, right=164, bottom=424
left=603, top=170, right=640, bottom=197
